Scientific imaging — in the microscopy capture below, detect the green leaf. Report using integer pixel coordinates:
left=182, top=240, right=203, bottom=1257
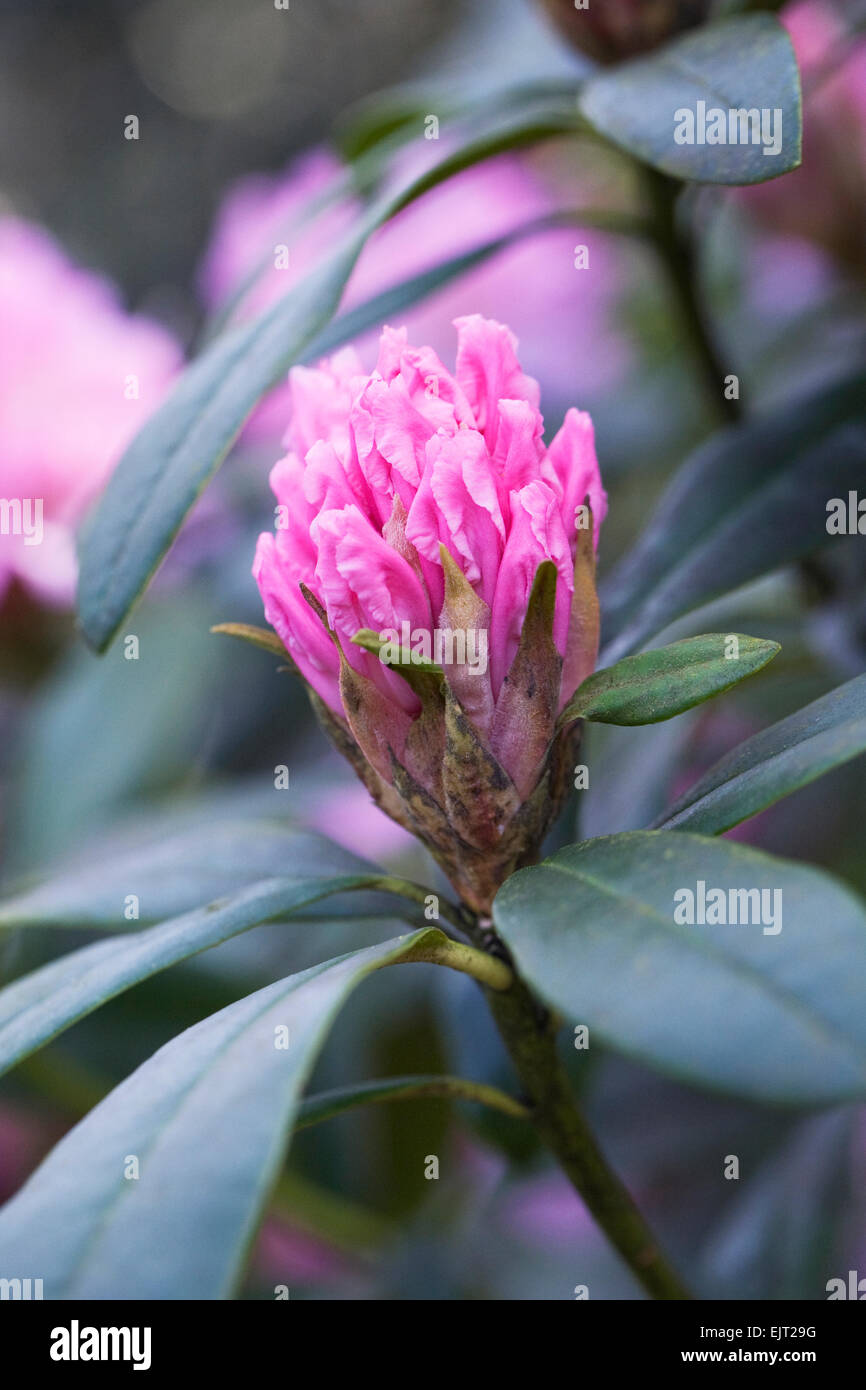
left=0, top=820, right=376, bottom=929
left=655, top=673, right=866, bottom=834
left=76, top=112, right=581, bottom=653
left=600, top=373, right=866, bottom=663
left=562, top=633, right=779, bottom=727
left=0, top=874, right=382, bottom=1080
left=493, top=831, right=866, bottom=1103
left=210, top=623, right=289, bottom=659
left=351, top=627, right=443, bottom=674
left=0, top=930, right=446, bottom=1298
left=578, top=14, right=801, bottom=185
left=701, top=1110, right=855, bottom=1299
left=333, top=92, right=445, bottom=163
left=6, top=599, right=218, bottom=871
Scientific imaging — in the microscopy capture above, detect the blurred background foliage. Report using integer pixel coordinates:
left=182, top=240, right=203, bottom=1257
left=0, top=0, right=865, bottom=1299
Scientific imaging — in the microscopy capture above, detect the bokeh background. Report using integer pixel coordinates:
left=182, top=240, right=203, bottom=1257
left=1, top=0, right=865, bottom=1298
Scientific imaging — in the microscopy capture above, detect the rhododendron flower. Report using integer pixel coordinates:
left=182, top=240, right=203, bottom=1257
left=254, top=315, right=606, bottom=913
left=538, top=0, right=712, bottom=64
left=0, top=217, right=181, bottom=607
left=199, top=147, right=627, bottom=439
left=742, top=1, right=866, bottom=274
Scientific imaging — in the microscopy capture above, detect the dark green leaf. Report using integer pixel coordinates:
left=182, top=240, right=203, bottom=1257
left=655, top=673, right=866, bottom=834
left=0, top=820, right=375, bottom=929
left=600, top=373, right=866, bottom=662
left=562, top=633, right=779, bottom=726
left=494, top=831, right=866, bottom=1103
left=701, top=1110, right=855, bottom=1299
left=0, top=874, right=383, bottom=1079
left=579, top=15, right=801, bottom=184
left=0, top=930, right=445, bottom=1298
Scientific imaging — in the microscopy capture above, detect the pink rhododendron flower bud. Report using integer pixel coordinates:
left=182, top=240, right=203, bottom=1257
left=538, top=0, right=712, bottom=64
left=254, top=316, right=606, bottom=913
left=0, top=217, right=181, bottom=607
left=742, top=2, right=866, bottom=274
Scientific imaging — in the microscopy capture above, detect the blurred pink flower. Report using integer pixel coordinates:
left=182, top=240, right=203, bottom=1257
left=253, top=315, right=605, bottom=912
left=0, top=217, right=182, bottom=606
left=502, top=1171, right=597, bottom=1248
left=199, top=145, right=628, bottom=439
left=742, top=2, right=866, bottom=272
left=303, top=777, right=419, bottom=863
left=253, top=1217, right=361, bottom=1289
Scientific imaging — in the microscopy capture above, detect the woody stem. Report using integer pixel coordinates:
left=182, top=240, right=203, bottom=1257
left=474, top=927, right=692, bottom=1300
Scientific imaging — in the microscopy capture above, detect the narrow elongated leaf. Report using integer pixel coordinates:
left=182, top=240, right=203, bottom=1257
left=0, top=873, right=386, bottom=1079
left=296, top=1075, right=529, bottom=1128
left=0, top=929, right=445, bottom=1298
left=579, top=15, right=801, bottom=184
left=210, top=623, right=289, bottom=658
left=493, top=832, right=866, bottom=1103
left=600, top=374, right=866, bottom=663
left=655, top=673, right=866, bottom=834
left=300, top=206, right=648, bottom=363
left=0, top=821, right=375, bottom=929
left=76, top=113, right=580, bottom=653
left=562, top=633, right=779, bottom=726
left=701, top=1110, right=855, bottom=1300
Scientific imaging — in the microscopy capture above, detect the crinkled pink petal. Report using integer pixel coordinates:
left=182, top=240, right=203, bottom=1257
left=253, top=532, right=341, bottom=711
left=406, top=430, right=505, bottom=610
left=490, top=480, right=573, bottom=696
left=454, top=314, right=541, bottom=446
left=491, top=398, right=546, bottom=518
left=286, top=348, right=365, bottom=457
left=546, top=407, right=608, bottom=547
left=312, top=505, right=431, bottom=712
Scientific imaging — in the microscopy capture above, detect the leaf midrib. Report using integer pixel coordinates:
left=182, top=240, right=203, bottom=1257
left=521, top=858, right=866, bottom=1074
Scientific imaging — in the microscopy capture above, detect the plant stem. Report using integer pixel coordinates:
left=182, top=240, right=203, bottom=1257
left=481, top=964, right=692, bottom=1300
left=646, top=169, right=741, bottom=425
left=404, top=931, right=514, bottom=991
left=296, top=1075, right=529, bottom=1130
left=372, top=874, right=477, bottom=940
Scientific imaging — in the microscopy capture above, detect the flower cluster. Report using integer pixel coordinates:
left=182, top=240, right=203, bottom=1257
left=0, top=217, right=180, bottom=607
left=743, top=1, right=866, bottom=276
left=255, top=315, right=606, bottom=911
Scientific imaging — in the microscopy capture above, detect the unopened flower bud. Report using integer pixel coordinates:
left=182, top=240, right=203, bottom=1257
left=538, top=0, right=713, bottom=65
left=254, top=316, right=606, bottom=913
